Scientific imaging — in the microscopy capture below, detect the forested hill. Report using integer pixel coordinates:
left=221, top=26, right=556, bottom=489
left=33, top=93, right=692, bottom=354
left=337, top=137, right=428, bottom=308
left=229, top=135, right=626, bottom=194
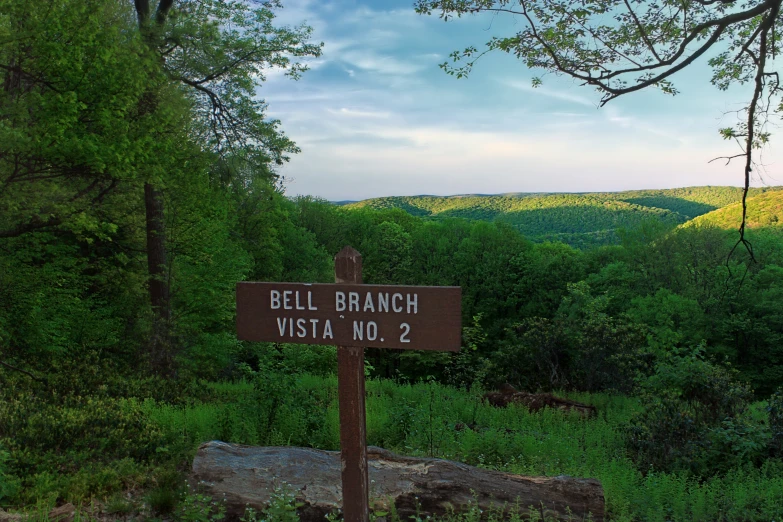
left=687, top=190, right=783, bottom=230
left=343, top=186, right=782, bottom=248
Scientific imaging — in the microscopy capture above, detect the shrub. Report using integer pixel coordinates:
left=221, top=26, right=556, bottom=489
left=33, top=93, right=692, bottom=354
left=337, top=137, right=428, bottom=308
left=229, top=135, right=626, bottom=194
left=0, top=391, right=167, bottom=503
left=626, top=346, right=765, bottom=476
left=0, top=445, right=21, bottom=503
left=768, top=388, right=783, bottom=458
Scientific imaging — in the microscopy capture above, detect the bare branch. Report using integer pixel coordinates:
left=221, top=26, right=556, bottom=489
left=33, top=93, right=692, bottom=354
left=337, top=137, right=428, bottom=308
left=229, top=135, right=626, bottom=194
left=709, top=153, right=746, bottom=165
left=0, top=359, right=45, bottom=382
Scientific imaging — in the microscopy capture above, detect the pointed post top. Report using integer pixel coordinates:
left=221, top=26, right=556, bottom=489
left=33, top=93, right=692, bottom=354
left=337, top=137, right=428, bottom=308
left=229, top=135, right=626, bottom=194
left=335, top=246, right=362, bottom=284
left=335, top=246, right=361, bottom=260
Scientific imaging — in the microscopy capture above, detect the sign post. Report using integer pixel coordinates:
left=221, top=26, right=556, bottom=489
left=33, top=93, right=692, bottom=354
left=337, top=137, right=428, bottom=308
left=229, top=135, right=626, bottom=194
left=236, top=246, right=462, bottom=522
left=334, top=247, right=369, bottom=522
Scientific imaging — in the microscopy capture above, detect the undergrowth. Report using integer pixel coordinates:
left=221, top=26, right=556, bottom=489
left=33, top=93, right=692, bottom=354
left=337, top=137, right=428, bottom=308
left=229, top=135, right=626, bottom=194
left=2, top=373, right=782, bottom=521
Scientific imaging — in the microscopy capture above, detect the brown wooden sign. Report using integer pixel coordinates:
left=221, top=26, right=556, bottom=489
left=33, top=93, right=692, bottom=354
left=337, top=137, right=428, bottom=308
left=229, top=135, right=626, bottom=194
left=237, top=282, right=461, bottom=351
left=236, top=247, right=462, bottom=522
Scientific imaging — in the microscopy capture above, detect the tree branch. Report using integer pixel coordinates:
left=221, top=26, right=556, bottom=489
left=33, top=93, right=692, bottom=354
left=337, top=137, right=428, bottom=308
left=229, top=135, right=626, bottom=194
left=0, top=359, right=46, bottom=383
left=622, top=0, right=663, bottom=62
left=0, top=216, right=62, bottom=238
left=728, top=6, right=776, bottom=263
left=135, top=0, right=150, bottom=25
left=600, top=25, right=725, bottom=104
left=155, top=0, right=175, bottom=26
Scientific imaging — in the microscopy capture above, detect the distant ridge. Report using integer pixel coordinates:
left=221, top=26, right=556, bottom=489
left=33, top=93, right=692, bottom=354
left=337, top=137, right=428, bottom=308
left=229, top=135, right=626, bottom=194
left=342, top=186, right=783, bottom=248
left=686, top=190, right=783, bottom=230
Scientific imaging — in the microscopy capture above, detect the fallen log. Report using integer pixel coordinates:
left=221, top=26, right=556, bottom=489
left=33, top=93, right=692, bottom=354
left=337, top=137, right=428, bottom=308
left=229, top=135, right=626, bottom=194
left=191, top=441, right=604, bottom=521
left=484, top=385, right=597, bottom=417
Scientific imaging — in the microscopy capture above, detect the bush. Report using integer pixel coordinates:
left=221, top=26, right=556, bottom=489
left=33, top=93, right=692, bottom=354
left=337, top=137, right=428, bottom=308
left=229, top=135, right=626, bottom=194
left=769, top=388, right=783, bottom=458
left=0, top=445, right=21, bottom=504
left=494, top=283, right=649, bottom=393
left=626, top=346, right=766, bottom=476
left=0, top=392, right=167, bottom=503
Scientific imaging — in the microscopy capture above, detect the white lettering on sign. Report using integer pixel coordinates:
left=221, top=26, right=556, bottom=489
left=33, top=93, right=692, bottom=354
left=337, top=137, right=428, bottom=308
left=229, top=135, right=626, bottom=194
left=324, top=319, right=333, bottom=339
left=353, top=320, right=380, bottom=341
left=367, top=321, right=378, bottom=341
left=275, top=317, right=335, bottom=341
left=400, top=323, right=410, bottom=343
left=266, top=289, right=425, bottom=344
left=330, top=291, right=421, bottom=315
left=363, top=293, right=375, bottom=313
left=378, top=293, right=389, bottom=313
left=272, top=290, right=316, bottom=311
left=349, top=292, right=360, bottom=312
left=407, top=293, right=418, bottom=314
left=392, top=293, right=403, bottom=312
left=353, top=320, right=363, bottom=341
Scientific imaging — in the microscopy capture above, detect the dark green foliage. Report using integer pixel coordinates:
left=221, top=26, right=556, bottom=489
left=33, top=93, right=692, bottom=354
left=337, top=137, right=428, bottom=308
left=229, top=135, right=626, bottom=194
left=148, top=489, right=179, bottom=515
left=0, top=391, right=167, bottom=503
left=626, top=347, right=763, bottom=476
left=769, top=389, right=783, bottom=459
left=495, top=283, right=649, bottom=393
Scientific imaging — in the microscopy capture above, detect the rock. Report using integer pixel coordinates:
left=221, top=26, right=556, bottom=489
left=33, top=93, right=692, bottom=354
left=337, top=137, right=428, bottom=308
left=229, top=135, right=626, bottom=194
left=0, top=508, right=25, bottom=522
left=484, top=385, right=597, bottom=417
left=48, top=504, right=75, bottom=522
left=191, top=442, right=604, bottom=521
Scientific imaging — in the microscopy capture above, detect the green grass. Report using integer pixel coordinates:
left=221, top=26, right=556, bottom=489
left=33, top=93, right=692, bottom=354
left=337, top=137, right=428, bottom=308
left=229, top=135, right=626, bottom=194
left=140, top=375, right=783, bottom=522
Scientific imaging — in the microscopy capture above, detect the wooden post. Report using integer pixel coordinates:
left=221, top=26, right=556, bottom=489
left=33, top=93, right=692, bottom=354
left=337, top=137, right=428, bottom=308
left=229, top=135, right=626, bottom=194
left=334, top=246, right=369, bottom=522
left=236, top=247, right=461, bottom=521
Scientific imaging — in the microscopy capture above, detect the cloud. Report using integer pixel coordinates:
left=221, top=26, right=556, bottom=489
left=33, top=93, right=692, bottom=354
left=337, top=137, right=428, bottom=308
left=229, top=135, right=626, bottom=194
left=340, top=50, right=425, bottom=76
left=502, top=79, right=598, bottom=107
left=326, top=107, right=392, bottom=118
left=256, top=0, right=783, bottom=201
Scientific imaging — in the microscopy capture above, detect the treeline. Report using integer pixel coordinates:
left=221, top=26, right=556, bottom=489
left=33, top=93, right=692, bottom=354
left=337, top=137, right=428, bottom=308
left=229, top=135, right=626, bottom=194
left=346, top=186, right=781, bottom=247
left=4, top=189, right=783, bottom=394
left=289, top=199, right=783, bottom=396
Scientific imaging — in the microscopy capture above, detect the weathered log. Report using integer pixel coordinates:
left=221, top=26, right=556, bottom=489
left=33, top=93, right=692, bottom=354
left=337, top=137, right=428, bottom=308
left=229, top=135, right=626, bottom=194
left=484, top=385, right=597, bottom=418
left=191, top=442, right=604, bottom=521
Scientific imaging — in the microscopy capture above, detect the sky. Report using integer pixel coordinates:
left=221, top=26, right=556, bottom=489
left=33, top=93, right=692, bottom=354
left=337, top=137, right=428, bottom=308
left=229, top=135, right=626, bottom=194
left=260, top=0, right=782, bottom=201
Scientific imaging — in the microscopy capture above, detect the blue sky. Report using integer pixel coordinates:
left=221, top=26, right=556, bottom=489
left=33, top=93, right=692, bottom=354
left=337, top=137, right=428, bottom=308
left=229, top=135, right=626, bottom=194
left=261, top=0, right=782, bottom=201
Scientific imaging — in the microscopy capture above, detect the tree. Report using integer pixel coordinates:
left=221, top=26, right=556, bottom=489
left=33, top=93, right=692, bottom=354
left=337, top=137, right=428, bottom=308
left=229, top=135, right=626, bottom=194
left=130, top=0, right=321, bottom=371
left=0, top=0, right=155, bottom=240
left=415, top=0, right=782, bottom=253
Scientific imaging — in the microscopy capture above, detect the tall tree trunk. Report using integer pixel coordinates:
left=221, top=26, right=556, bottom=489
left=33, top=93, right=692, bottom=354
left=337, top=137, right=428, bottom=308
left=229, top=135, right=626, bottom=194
left=136, top=0, right=176, bottom=374
left=144, top=181, right=172, bottom=373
